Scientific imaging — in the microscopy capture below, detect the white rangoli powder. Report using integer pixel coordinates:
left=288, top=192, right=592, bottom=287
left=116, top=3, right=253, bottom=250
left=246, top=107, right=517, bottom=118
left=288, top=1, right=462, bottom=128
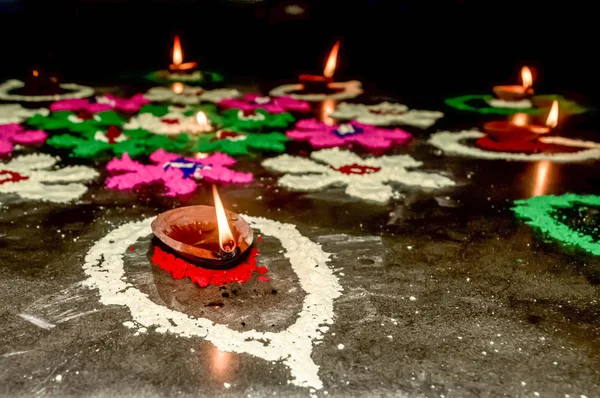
left=123, top=112, right=212, bottom=135
left=82, top=216, right=342, bottom=390
left=144, top=86, right=240, bottom=104
left=0, top=104, right=49, bottom=124
left=269, top=80, right=363, bottom=102
left=262, top=147, right=455, bottom=203
left=0, top=79, right=94, bottom=102
left=330, top=102, right=444, bottom=129
left=428, top=130, right=600, bottom=162
left=0, top=153, right=98, bottom=204
left=485, top=98, right=533, bottom=109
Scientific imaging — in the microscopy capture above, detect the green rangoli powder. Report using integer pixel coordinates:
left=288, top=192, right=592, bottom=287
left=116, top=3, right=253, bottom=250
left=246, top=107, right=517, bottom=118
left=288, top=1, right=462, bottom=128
left=512, top=194, right=600, bottom=255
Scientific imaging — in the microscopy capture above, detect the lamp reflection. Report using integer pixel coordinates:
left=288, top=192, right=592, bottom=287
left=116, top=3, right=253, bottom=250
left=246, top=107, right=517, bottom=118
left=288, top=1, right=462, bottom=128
left=320, top=98, right=336, bottom=125
left=530, top=160, right=553, bottom=197
left=210, top=346, right=233, bottom=379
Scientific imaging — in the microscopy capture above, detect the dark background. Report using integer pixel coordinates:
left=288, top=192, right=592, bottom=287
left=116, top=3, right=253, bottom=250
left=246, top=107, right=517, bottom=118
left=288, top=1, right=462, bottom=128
left=0, top=0, right=596, bottom=104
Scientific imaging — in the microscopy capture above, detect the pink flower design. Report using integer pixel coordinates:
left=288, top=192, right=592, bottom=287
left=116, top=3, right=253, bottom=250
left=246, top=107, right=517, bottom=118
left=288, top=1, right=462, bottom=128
left=286, top=119, right=412, bottom=150
left=219, top=94, right=310, bottom=114
left=105, top=149, right=253, bottom=196
left=50, top=94, right=150, bottom=113
left=0, top=123, right=47, bottom=155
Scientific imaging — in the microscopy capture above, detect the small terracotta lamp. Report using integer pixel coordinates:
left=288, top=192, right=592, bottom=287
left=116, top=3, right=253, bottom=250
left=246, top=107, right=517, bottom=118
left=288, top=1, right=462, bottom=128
left=493, top=66, right=534, bottom=101
left=483, top=100, right=559, bottom=142
left=298, top=41, right=340, bottom=93
left=151, top=185, right=253, bottom=267
left=168, top=35, right=198, bottom=73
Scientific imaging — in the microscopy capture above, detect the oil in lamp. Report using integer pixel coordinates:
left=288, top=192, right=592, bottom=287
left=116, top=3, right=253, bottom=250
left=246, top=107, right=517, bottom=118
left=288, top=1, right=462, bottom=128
left=151, top=185, right=253, bottom=266
left=169, top=35, right=198, bottom=74
left=483, top=100, right=559, bottom=142
left=298, top=41, right=340, bottom=93
left=493, top=66, right=534, bottom=102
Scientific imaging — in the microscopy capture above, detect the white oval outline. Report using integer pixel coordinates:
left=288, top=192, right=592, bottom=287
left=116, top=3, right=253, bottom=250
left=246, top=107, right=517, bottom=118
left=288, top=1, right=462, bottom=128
left=429, top=130, right=600, bottom=162
left=82, top=215, right=342, bottom=390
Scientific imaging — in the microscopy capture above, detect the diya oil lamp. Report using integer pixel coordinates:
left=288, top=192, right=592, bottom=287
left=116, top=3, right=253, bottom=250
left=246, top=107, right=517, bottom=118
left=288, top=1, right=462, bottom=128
left=493, top=66, right=534, bottom=102
left=23, top=67, right=61, bottom=95
left=151, top=185, right=253, bottom=266
left=169, top=35, right=198, bottom=74
left=298, top=41, right=340, bottom=93
left=483, top=100, right=559, bottom=142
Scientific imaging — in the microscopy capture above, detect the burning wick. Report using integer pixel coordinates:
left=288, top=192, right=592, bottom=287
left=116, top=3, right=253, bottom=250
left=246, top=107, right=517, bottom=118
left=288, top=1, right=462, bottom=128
left=212, top=185, right=236, bottom=253
left=493, top=66, right=534, bottom=101
left=172, top=82, right=184, bottom=94
left=169, top=35, right=198, bottom=72
left=299, top=41, right=340, bottom=92
left=483, top=100, right=560, bottom=142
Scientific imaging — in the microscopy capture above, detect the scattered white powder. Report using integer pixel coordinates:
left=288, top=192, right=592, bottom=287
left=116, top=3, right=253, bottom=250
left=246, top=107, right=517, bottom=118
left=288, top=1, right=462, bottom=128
left=82, top=216, right=342, bottom=391
left=224, top=382, right=231, bottom=389
left=337, top=344, right=345, bottom=350
left=428, top=130, right=600, bottom=162
left=0, top=153, right=98, bottom=205
left=123, top=112, right=212, bottom=135
left=0, top=79, right=94, bottom=102
left=409, top=296, right=416, bottom=301
left=269, top=81, right=363, bottom=102
left=55, top=375, right=62, bottom=382
left=262, top=147, right=454, bottom=204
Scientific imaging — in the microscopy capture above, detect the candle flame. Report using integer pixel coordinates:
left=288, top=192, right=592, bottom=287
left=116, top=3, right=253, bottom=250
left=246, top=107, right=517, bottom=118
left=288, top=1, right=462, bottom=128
left=172, top=82, right=184, bottom=94
left=545, top=100, right=559, bottom=128
left=323, top=41, right=340, bottom=79
left=521, top=66, right=533, bottom=89
left=511, top=113, right=528, bottom=126
left=32, top=69, right=39, bottom=77
left=212, top=185, right=236, bottom=253
left=172, top=35, right=183, bottom=66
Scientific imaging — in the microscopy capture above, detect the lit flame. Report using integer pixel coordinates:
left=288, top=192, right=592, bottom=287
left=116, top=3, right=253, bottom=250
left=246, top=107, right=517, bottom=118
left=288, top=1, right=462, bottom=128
left=545, top=100, right=559, bottom=128
left=212, top=185, right=235, bottom=253
left=172, top=35, right=183, bottom=66
left=172, top=82, right=184, bottom=94
left=521, top=66, right=533, bottom=89
left=511, top=113, right=528, bottom=126
left=32, top=69, right=39, bottom=77
left=323, top=41, right=340, bottom=78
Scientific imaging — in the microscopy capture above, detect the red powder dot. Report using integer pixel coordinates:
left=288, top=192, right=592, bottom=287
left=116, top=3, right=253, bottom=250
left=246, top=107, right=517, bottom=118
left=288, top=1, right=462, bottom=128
left=0, top=170, right=29, bottom=185
left=151, top=246, right=266, bottom=288
left=129, top=246, right=135, bottom=251
left=258, top=276, right=270, bottom=282
left=257, top=236, right=263, bottom=242
left=257, top=266, right=268, bottom=275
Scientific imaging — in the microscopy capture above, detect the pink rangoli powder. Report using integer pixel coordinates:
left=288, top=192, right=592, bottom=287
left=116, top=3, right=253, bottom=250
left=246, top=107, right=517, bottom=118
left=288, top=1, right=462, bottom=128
left=0, top=123, right=47, bottom=155
left=105, top=149, right=253, bottom=196
left=286, top=119, right=412, bottom=150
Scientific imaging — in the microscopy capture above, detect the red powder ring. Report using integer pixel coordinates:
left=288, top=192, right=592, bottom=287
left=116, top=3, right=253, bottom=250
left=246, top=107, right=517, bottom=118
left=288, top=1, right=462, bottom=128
left=151, top=246, right=267, bottom=288
left=475, top=137, right=583, bottom=154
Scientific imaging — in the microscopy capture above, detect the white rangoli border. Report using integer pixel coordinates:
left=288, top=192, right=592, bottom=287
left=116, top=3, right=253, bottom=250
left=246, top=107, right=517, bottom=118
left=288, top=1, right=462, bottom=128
left=82, top=216, right=342, bottom=390
left=0, top=79, right=94, bottom=102
left=428, top=130, right=600, bottom=162
left=269, top=80, right=363, bottom=101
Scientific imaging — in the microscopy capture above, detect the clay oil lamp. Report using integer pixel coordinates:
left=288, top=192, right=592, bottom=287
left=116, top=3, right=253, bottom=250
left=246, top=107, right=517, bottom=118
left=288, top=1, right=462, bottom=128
left=299, top=41, right=340, bottom=93
left=23, top=67, right=62, bottom=96
left=493, top=66, right=534, bottom=102
left=483, top=100, right=559, bottom=142
left=151, top=185, right=253, bottom=266
left=169, top=35, right=198, bottom=74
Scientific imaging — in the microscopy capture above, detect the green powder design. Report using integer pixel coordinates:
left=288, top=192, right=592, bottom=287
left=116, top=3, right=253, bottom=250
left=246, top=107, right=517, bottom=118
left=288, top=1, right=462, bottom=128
left=444, top=94, right=589, bottom=115
left=512, top=194, right=600, bottom=255
left=144, top=70, right=224, bottom=86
